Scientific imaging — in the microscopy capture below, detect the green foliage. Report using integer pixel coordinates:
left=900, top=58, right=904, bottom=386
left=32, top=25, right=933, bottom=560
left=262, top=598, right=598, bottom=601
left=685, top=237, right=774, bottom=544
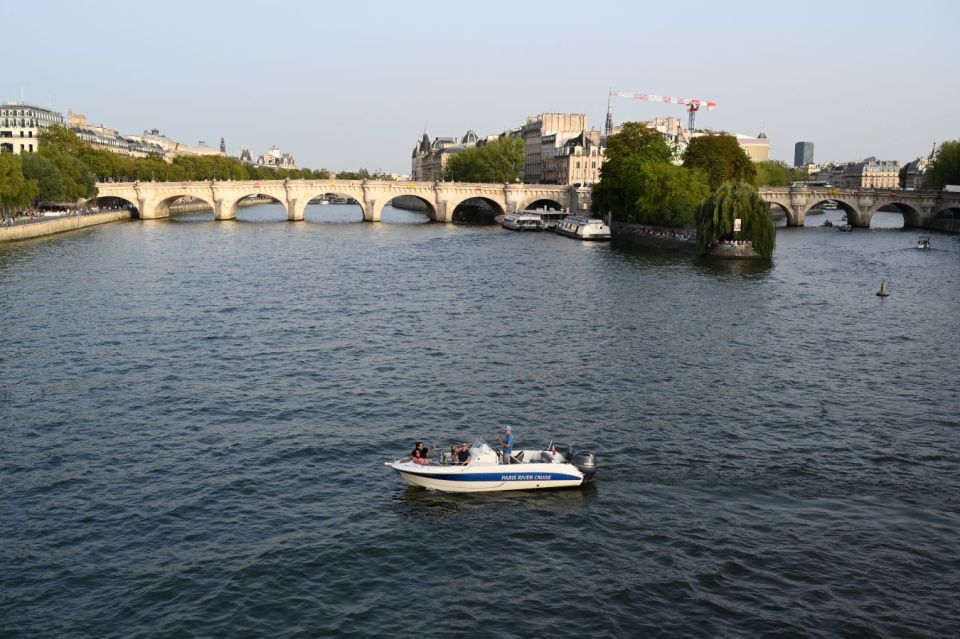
left=30, top=126, right=329, bottom=195
left=442, top=136, right=524, bottom=183
left=20, top=153, right=65, bottom=203
left=593, top=122, right=705, bottom=226
left=632, top=161, right=710, bottom=227
left=683, top=133, right=756, bottom=190
left=696, top=181, right=776, bottom=259
left=754, top=160, right=806, bottom=187
left=334, top=168, right=372, bottom=180
left=922, top=140, right=960, bottom=188
left=593, top=123, right=672, bottom=218
left=0, top=154, right=38, bottom=217
left=38, top=126, right=97, bottom=200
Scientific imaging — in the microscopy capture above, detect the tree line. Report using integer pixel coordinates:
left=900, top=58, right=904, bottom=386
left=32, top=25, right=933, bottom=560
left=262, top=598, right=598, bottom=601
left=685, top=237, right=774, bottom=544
left=1, top=126, right=338, bottom=216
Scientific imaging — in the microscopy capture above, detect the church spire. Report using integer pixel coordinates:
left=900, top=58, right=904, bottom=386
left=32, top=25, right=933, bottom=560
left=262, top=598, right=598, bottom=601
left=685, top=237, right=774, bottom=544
left=604, top=89, right=614, bottom=136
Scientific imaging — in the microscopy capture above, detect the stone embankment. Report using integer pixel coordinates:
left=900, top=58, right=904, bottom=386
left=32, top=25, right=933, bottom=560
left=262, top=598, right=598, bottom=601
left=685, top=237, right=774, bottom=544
left=0, top=210, right=133, bottom=243
left=0, top=197, right=275, bottom=243
left=610, top=221, right=699, bottom=255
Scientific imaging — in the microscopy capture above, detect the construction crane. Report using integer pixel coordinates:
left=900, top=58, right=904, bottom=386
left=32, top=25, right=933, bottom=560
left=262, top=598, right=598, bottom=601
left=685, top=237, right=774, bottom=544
left=609, top=89, right=717, bottom=131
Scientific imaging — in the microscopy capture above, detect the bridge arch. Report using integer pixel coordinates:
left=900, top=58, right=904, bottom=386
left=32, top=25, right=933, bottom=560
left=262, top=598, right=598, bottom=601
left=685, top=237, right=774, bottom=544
left=379, top=194, right=437, bottom=222
left=520, top=197, right=564, bottom=212
left=219, top=190, right=287, bottom=221
left=83, top=195, right=140, bottom=219
left=154, top=193, right=216, bottom=219
left=449, top=196, right=504, bottom=223
left=865, top=200, right=923, bottom=228
left=802, top=197, right=867, bottom=226
left=292, top=187, right=365, bottom=221
left=767, top=201, right=792, bottom=227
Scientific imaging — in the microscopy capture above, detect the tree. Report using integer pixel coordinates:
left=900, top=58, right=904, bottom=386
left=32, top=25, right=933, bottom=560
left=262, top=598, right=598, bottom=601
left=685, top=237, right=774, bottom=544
left=922, top=140, right=960, bottom=188
left=38, top=126, right=96, bottom=200
left=442, top=136, right=524, bottom=183
left=683, top=133, right=756, bottom=190
left=20, top=153, right=65, bottom=203
left=0, top=154, right=38, bottom=221
left=633, top=162, right=710, bottom=227
left=696, top=181, right=776, bottom=259
left=754, top=160, right=806, bottom=187
left=592, top=122, right=673, bottom=219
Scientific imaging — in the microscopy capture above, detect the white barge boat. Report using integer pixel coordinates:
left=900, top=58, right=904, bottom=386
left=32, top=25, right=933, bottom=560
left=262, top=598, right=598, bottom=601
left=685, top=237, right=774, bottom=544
left=500, top=212, right=544, bottom=231
left=386, top=439, right=596, bottom=493
left=555, top=216, right=611, bottom=241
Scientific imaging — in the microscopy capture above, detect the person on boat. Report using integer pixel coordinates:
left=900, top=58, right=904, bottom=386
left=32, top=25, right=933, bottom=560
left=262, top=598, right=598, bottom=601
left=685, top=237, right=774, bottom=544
left=411, top=441, right=429, bottom=465
left=498, top=426, right=514, bottom=464
left=457, top=442, right=471, bottom=464
left=449, top=444, right=459, bottom=464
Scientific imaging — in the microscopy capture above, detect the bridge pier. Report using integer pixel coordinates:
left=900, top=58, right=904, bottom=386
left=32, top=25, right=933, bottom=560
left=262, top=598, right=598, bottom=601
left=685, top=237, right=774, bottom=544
left=363, top=199, right=382, bottom=222
left=287, top=197, right=306, bottom=221
left=214, top=199, right=236, bottom=221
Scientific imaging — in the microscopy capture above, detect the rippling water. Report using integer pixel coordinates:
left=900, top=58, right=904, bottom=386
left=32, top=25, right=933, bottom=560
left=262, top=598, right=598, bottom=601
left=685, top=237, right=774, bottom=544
left=2, top=204, right=959, bottom=637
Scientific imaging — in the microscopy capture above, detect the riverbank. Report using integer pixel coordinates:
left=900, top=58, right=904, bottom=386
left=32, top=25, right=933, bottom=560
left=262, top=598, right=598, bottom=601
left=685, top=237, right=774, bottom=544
left=0, top=197, right=277, bottom=243
left=0, top=210, right=133, bottom=243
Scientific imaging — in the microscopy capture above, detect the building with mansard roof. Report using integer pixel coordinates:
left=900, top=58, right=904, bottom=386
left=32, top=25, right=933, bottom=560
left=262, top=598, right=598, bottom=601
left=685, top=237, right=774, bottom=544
left=0, top=102, right=65, bottom=154
left=410, top=130, right=482, bottom=181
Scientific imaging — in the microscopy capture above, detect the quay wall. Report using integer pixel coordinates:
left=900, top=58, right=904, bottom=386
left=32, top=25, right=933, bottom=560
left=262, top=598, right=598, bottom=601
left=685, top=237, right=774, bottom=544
left=611, top=221, right=699, bottom=255
left=388, top=195, right=429, bottom=212
left=169, top=197, right=273, bottom=214
left=0, top=210, right=133, bottom=243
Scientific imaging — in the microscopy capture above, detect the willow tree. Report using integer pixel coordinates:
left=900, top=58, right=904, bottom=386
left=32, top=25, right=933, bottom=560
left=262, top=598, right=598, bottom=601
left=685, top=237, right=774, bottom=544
left=696, top=181, right=776, bottom=259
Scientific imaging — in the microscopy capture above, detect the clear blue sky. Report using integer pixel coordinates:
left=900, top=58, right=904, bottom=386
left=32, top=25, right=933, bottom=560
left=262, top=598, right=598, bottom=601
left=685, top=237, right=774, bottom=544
left=8, top=0, right=959, bottom=172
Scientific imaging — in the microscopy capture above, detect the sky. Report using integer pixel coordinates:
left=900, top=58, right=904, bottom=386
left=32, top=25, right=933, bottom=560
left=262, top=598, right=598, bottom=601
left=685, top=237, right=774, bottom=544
left=7, top=0, right=959, bottom=173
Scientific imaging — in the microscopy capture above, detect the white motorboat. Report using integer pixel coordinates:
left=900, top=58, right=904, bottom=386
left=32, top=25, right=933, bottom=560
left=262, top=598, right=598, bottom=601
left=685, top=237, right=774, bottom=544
left=385, top=438, right=596, bottom=493
left=500, top=212, right=544, bottom=231
left=917, top=236, right=932, bottom=250
left=555, top=216, right=611, bottom=241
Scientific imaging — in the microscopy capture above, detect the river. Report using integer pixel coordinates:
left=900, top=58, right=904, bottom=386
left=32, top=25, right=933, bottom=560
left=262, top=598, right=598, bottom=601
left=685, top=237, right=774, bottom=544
left=2, top=203, right=958, bottom=637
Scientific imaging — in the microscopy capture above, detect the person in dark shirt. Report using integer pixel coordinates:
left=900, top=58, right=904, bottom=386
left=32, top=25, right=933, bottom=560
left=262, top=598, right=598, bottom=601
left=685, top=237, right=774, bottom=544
left=411, top=441, right=429, bottom=465
left=456, top=442, right=471, bottom=464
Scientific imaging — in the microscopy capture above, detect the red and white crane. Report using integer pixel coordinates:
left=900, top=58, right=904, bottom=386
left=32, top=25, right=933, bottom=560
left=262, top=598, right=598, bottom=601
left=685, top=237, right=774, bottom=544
left=609, top=89, right=717, bottom=131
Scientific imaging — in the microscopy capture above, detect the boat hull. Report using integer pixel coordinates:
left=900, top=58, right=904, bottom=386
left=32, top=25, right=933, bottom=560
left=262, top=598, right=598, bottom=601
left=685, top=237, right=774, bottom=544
left=390, top=461, right=584, bottom=492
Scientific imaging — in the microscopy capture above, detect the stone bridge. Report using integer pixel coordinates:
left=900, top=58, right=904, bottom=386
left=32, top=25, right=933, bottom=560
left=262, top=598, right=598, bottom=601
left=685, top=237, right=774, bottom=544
left=759, top=186, right=960, bottom=231
left=91, top=179, right=593, bottom=222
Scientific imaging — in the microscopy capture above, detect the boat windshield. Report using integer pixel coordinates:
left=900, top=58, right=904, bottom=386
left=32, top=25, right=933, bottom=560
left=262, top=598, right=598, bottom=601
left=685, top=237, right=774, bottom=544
left=471, top=438, right=491, bottom=452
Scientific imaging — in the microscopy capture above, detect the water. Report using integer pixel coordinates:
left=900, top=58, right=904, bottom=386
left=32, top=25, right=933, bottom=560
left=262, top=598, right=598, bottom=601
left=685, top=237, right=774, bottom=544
left=2, top=204, right=959, bottom=638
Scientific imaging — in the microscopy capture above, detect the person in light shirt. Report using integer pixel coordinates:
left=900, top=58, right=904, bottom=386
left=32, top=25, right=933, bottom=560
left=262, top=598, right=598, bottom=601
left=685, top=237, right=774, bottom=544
left=498, top=426, right=514, bottom=464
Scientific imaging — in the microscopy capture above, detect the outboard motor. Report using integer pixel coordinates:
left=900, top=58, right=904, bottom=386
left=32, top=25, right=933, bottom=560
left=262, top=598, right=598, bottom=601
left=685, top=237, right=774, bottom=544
left=571, top=451, right=597, bottom=482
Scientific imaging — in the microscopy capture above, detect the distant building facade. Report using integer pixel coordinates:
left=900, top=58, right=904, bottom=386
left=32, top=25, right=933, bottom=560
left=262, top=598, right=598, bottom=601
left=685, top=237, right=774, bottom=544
left=794, top=141, right=814, bottom=167
left=902, top=156, right=929, bottom=189
left=735, top=132, right=770, bottom=162
left=543, top=129, right=604, bottom=186
left=67, top=111, right=160, bottom=158
left=813, top=157, right=900, bottom=188
left=257, top=145, right=295, bottom=169
left=125, top=129, right=224, bottom=161
left=410, top=130, right=483, bottom=181
left=0, top=102, right=65, bottom=154
left=521, top=113, right=589, bottom=183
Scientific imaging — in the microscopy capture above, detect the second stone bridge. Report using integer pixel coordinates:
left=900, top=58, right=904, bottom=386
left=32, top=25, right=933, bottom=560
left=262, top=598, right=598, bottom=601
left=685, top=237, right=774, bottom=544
left=93, top=179, right=594, bottom=222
